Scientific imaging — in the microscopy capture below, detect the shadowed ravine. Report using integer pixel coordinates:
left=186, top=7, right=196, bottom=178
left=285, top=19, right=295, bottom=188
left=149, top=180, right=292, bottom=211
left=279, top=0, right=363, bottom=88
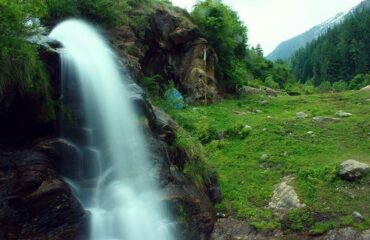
left=49, top=19, right=175, bottom=240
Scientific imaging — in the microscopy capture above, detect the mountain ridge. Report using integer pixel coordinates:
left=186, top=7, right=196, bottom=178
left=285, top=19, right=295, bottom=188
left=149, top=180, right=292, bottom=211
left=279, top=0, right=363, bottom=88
left=267, top=0, right=370, bottom=61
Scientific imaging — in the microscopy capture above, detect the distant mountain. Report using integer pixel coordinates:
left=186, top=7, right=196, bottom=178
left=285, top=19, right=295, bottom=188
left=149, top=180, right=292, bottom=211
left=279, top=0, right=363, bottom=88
left=267, top=0, right=370, bottom=61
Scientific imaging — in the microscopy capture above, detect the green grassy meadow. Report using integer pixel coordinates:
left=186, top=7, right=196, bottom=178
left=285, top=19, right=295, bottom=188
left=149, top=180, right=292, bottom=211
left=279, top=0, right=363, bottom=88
left=160, top=91, right=370, bottom=234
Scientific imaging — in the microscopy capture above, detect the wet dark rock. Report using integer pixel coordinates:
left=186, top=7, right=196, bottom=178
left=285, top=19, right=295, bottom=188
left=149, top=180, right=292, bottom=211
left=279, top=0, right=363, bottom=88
left=0, top=149, right=87, bottom=240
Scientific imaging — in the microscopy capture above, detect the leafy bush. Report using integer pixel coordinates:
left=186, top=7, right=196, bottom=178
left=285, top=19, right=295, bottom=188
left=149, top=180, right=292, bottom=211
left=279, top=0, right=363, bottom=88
left=139, top=74, right=161, bottom=96
left=265, top=75, right=279, bottom=89
left=303, top=80, right=315, bottom=94
left=349, top=73, right=370, bottom=90
left=284, top=82, right=303, bottom=95
left=332, top=80, right=347, bottom=92
left=224, top=123, right=251, bottom=139
left=282, top=209, right=315, bottom=232
left=316, top=81, right=332, bottom=93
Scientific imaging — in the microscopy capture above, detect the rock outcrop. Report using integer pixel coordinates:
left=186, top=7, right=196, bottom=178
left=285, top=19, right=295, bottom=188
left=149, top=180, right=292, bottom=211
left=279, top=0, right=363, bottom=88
left=0, top=149, right=87, bottom=240
left=109, top=4, right=219, bottom=104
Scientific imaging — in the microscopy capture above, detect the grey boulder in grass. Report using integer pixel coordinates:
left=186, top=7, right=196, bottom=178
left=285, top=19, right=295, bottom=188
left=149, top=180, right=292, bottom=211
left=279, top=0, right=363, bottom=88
left=339, top=160, right=370, bottom=181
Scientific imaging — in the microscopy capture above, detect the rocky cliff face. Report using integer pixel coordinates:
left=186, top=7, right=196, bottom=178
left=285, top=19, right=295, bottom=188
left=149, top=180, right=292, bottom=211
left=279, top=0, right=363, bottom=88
left=109, top=4, right=219, bottom=103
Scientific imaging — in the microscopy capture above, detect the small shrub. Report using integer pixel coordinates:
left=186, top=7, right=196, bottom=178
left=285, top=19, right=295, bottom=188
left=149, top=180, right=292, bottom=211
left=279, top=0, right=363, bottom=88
left=224, top=123, right=251, bottom=139
left=282, top=208, right=315, bottom=232
left=303, top=80, right=315, bottom=94
left=285, top=82, right=303, bottom=95
left=310, top=221, right=336, bottom=235
left=265, top=75, right=279, bottom=89
left=316, top=81, right=332, bottom=93
left=139, top=74, right=161, bottom=96
left=332, top=80, right=347, bottom=92
left=349, top=73, right=370, bottom=90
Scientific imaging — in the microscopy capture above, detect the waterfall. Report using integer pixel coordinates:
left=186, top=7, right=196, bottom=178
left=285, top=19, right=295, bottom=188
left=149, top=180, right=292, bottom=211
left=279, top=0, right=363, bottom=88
left=50, top=19, right=175, bottom=240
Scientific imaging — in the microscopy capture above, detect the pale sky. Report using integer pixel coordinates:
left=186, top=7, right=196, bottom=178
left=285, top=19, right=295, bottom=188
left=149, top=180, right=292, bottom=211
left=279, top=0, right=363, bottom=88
left=170, top=0, right=364, bottom=55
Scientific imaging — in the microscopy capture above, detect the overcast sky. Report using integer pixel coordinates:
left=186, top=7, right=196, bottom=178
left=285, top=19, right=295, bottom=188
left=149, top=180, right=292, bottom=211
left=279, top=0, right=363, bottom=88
left=170, top=0, right=364, bottom=55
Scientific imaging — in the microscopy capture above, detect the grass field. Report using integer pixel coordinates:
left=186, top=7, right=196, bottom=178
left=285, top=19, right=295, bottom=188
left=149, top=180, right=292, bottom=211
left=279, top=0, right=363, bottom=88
left=159, top=91, right=370, bottom=234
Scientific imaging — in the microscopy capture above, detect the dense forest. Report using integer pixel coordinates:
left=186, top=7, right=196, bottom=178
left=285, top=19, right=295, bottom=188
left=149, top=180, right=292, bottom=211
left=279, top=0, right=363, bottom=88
left=290, top=6, right=370, bottom=90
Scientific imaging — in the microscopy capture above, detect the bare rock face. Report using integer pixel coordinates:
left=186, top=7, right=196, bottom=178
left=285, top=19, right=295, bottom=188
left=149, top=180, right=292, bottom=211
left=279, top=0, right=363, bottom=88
left=339, top=160, right=370, bottom=181
left=109, top=5, right=219, bottom=104
left=0, top=150, right=87, bottom=240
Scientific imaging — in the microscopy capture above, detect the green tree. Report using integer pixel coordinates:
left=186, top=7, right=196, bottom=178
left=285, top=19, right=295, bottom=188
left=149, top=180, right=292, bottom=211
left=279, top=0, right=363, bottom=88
left=255, top=44, right=264, bottom=56
left=191, top=0, right=248, bottom=91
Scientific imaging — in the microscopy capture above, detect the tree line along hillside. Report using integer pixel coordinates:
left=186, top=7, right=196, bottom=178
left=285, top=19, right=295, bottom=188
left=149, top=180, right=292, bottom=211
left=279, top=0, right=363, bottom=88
left=290, top=6, right=370, bottom=90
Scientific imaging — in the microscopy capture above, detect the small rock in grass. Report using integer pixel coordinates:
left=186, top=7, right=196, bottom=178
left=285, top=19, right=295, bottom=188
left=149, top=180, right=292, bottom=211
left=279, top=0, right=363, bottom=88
left=339, top=160, right=370, bottom=181
left=335, top=110, right=352, bottom=117
left=352, top=211, right=365, bottom=223
left=244, top=125, right=252, bottom=130
left=296, top=112, right=308, bottom=119
left=312, top=116, right=340, bottom=123
left=306, top=131, right=314, bottom=135
left=260, top=154, right=268, bottom=161
left=259, top=100, right=268, bottom=106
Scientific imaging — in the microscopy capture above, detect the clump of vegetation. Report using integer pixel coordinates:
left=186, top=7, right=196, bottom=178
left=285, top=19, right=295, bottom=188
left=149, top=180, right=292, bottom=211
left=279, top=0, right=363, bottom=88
left=0, top=0, right=55, bottom=122
left=175, top=127, right=214, bottom=189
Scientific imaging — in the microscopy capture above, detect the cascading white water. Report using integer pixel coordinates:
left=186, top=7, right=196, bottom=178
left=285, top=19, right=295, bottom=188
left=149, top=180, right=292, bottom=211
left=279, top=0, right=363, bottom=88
left=50, top=19, right=175, bottom=240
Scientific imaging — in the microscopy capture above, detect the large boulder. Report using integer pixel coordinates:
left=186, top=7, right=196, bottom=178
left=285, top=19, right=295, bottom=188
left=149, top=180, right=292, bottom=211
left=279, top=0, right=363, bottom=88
left=339, top=160, right=370, bottom=181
